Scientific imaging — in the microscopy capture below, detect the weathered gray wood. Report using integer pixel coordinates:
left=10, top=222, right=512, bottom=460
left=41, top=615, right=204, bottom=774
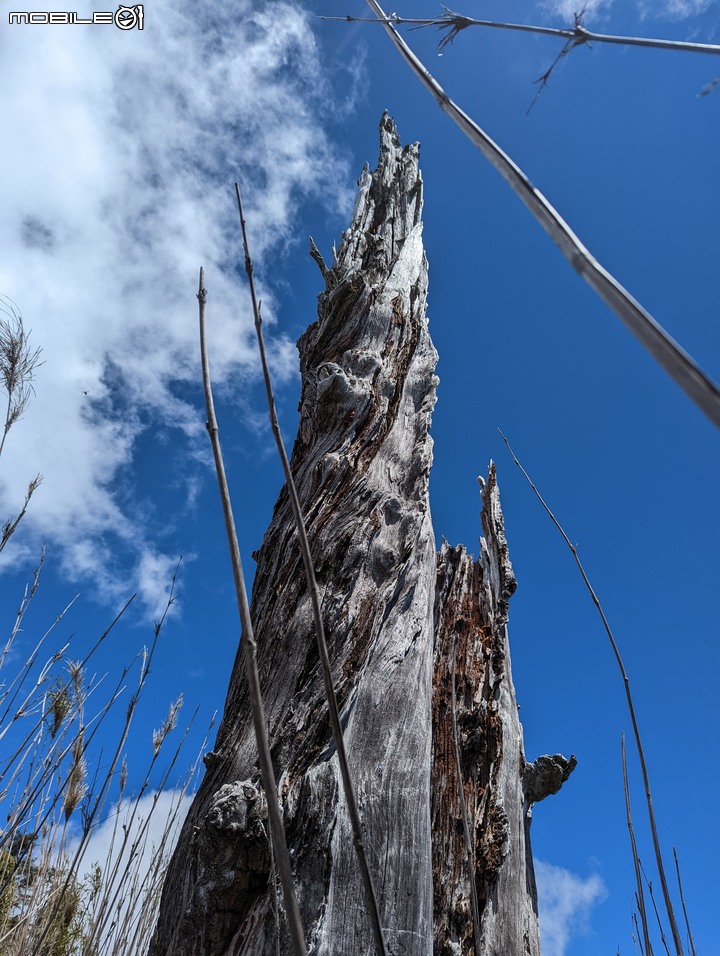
left=151, top=114, right=568, bottom=956
left=432, top=467, right=569, bottom=956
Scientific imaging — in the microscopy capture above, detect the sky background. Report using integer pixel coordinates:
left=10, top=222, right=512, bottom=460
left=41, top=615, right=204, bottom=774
left=1, top=1, right=718, bottom=953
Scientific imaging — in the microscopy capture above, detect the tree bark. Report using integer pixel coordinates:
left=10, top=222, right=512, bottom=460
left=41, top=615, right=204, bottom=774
left=151, top=113, right=570, bottom=956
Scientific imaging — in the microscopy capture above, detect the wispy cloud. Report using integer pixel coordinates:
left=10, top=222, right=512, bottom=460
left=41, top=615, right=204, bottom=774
left=537, top=0, right=614, bottom=20
left=656, top=0, right=713, bottom=15
left=539, top=0, right=712, bottom=20
left=536, top=859, right=607, bottom=956
left=0, top=1, right=353, bottom=612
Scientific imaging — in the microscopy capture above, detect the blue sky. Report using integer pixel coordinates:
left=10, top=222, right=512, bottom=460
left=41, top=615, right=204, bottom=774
left=1, top=1, right=718, bottom=953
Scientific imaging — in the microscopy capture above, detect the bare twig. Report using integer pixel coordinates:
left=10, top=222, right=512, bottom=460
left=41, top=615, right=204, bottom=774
left=527, top=11, right=591, bottom=113
left=699, top=77, right=720, bottom=96
left=499, top=429, right=685, bottom=955
left=527, top=35, right=579, bottom=113
left=673, top=848, right=697, bottom=956
left=234, top=184, right=388, bottom=956
left=360, top=0, right=720, bottom=428
left=197, top=268, right=307, bottom=956
left=622, top=733, right=653, bottom=956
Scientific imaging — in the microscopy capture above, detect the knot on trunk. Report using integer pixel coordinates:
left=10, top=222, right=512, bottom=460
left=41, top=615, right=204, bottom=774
left=202, top=780, right=271, bottom=885
left=523, top=753, right=577, bottom=804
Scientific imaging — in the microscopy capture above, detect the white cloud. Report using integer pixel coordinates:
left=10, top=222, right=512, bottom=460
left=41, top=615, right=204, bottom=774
left=0, top=0, right=353, bottom=611
left=538, top=0, right=614, bottom=20
left=539, top=0, right=711, bottom=20
left=654, top=0, right=712, bottom=15
left=536, top=859, right=607, bottom=956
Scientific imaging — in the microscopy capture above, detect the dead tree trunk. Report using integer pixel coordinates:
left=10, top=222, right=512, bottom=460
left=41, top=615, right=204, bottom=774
left=151, top=113, right=571, bottom=956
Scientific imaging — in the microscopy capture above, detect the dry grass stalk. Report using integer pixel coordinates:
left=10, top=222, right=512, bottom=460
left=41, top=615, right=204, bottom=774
left=153, top=694, right=183, bottom=757
left=0, top=595, right=134, bottom=844
left=234, top=183, right=388, bottom=956
left=83, top=709, right=208, bottom=955
left=0, top=299, right=44, bottom=553
left=59, top=581, right=175, bottom=873
left=672, top=848, right=697, bottom=956
left=0, top=564, right=206, bottom=956
left=0, top=297, right=43, bottom=459
left=499, top=429, right=686, bottom=955
left=640, top=859, right=672, bottom=956
left=622, top=733, right=653, bottom=956
left=197, top=267, right=307, bottom=956
left=0, top=298, right=201, bottom=954
left=633, top=909, right=646, bottom=956
left=13, top=569, right=186, bottom=954
left=1, top=548, right=45, bottom=671
left=1, top=475, right=42, bottom=555
left=360, top=0, right=720, bottom=428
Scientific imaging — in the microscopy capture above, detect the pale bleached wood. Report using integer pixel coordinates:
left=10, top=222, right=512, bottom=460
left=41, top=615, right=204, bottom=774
left=151, top=115, right=567, bottom=956
left=234, top=182, right=387, bottom=956
left=151, top=113, right=437, bottom=955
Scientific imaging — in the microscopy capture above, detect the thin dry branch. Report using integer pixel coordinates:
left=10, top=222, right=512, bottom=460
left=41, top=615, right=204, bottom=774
left=234, top=185, right=388, bottom=956
left=360, top=0, right=720, bottom=428
left=197, top=268, right=307, bottom=956
left=499, top=429, right=685, bottom=956
left=323, top=9, right=720, bottom=58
